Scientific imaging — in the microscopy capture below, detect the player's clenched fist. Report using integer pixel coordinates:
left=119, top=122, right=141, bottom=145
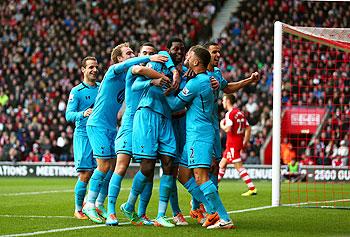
left=83, top=108, right=93, bottom=117
left=151, top=76, right=171, bottom=88
left=250, top=72, right=260, bottom=83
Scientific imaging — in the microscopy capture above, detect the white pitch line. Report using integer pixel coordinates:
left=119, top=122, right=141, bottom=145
left=0, top=205, right=274, bottom=237
left=0, top=187, right=136, bottom=197
left=0, top=215, right=74, bottom=219
left=282, top=198, right=350, bottom=207
left=0, top=190, right=72, bottom=196
left=0, top=224, right=106, bottom=237
left=228, top=205, right=274, bottom=214
left=0, top=205, right=274, bottom=220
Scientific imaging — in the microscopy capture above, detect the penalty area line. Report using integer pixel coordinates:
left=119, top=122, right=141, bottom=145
left=0, top=205, right=274, bottom=237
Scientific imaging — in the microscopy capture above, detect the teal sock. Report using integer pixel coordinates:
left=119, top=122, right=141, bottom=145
left=157, top=175, right=173, bottom=218
left=191, top=196, right=200, bottom=210
left=96, top=170, right=113, bottom=206
left=86, top=169, right=106, bottom=205
left=74, top=179, right=87, bottom=211
left=138, top=181, right=153, bottom=217
left=209, top=173, right=218, bottom=189
left=169, top=178, right=181, bottom=216
left=183, top=177, right=213, bottom=213
left=107, top=173, right=123, bottom=215
left=125, top=171, right=147, bottom=212
left=199, top=180, right=230, bottom=221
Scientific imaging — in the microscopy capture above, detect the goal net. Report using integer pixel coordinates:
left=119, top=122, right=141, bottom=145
left=272, top=22, right=350, bottom=208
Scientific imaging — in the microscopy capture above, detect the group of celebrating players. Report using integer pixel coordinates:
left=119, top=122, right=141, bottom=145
left=65, top=37, right=259, bottom=230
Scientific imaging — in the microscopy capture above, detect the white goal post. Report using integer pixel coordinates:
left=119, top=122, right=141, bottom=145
left=272, top=21, right=350, bottom=207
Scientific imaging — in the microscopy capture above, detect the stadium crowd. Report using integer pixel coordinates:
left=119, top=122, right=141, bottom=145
left=0, top=0, right=222, bottom=162
left=0, top=0, right=349, bottom=165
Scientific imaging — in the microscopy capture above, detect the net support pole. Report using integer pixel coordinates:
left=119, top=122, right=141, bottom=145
left=272, top=21, right=282, bottom=207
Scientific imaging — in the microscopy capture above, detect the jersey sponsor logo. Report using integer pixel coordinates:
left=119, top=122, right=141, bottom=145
left=117, top=89, right=125, bottom=104
left=182, top=87, right=189, bottom=96
left=68, top=94, right=74, bottom=102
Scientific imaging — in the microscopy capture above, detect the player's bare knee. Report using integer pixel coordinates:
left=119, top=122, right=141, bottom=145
left=234, top=162, right=243, bottom=170
left=140, top=159, right=156, bottom=178
left=96, top=159, right=111, bottom=173
left=194, top=175, right=207, bottom=186
left=116, top=165, right=128, bottom=177
left=109, top=159, right=116, bottom=171
left=160, top=155, right=173, bottom=175
left=79, top=171, right=92, bottom=183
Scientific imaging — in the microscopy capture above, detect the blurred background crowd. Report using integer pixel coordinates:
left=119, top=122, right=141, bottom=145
left=0, top=0, right=348, bottom=165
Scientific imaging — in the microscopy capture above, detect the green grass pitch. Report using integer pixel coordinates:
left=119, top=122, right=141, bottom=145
left=0, top=178, right=349, bottom=237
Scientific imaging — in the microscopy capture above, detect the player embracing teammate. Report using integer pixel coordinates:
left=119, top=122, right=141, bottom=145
left=66, top=39, right=259, bottom=230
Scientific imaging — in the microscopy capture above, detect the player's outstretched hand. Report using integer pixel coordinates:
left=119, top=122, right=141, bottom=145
left=251, top=72, right=260, bottom=83
left=83, top=108, right=93, bottom=117
left=151, top=76, right=171, bottom=88
left=163, top=86, right=175, bottom=96
left=150, top=54, right=168, bottom=63
left=210, top=77, right=220, bottom=90
left=184, top=69, right=196, bottom=79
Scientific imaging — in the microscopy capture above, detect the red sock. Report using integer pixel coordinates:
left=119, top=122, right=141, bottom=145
left=238, top=167, right=255, bottom=190
left=218, top=167, right=226, bottom=182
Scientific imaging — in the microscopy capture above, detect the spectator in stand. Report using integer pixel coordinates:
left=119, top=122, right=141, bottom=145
left=300, top=153, right=314, bottom=166
left=332, top=155, right=346, bottom=168
left=245, top=150, right=260, bottom=164
left=283, top=158, right=305, bottom=182
left=25, top=151, right=39, bottom=162
left=281, top=137, right=296, bottom=165
left=325, top=140, right=338, bottom=160
left=0, top=88, right=9, bottom=107
left=42, top=149, right=55, bottom=163
left=338, top=140, right=349, bottom=166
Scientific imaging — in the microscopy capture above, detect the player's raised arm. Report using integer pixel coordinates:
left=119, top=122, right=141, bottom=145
left=130, top=64, right=171, bottom=91
left=165, top=79, right=196, bottom=111
left=158, top=50, right=180, bottom=90
left=111, top=56, right=150, bottom=74
left=223, top=71, right=260, bottom=94
left=211, top=77, right=220, bottom=90
left=149, top=54, right=168, bottom=63
left=131, top=65, right=170, bottom=85
left=132, top=75, right=171, bottom=91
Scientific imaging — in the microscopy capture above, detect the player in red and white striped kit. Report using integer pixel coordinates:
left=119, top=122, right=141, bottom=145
left=219, top=94, right=257, bottom=196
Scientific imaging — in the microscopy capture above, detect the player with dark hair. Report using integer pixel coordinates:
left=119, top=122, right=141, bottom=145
left=166, top=37, right=189, bottom=226
left=120, top=38, right=183, bottom=228
left=82, top=42, right=169, bottom=224
left=66, top=56, right=100, bottom=220
left=204, top=41, right=258, bottom=195
left=105, top=42, right=172, bottom=226
left=219, top=94, right=257, bottom=196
